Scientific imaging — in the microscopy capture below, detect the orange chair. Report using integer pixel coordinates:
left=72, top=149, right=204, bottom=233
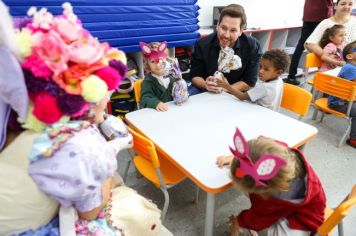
left=312, top=73, right=356, bottom=147
left=134, top=78, right=143, bottom=109
left=317, top=185, right=356, bottom=236
left=127, top=127, right=186, bottom=221
left=304, top=53, right=322, bottom=87
left=281, top=83, right=312, bottom=120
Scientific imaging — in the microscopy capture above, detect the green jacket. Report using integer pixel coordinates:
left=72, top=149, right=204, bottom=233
left=140, top=74, right=175, bottom=109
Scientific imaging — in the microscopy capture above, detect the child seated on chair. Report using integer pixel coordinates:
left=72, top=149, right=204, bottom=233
left=139, top=41, right=174, bottom=112
left=319, top=24, right=347, bottom=72
left=328, top=40, right=356, bottom=148
left=216, top=128, right=326, bottom=236
left=216, top=49, right=290, bottom=111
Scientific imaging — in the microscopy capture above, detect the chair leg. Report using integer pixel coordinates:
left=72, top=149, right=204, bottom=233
left=337, top=121, right=351, bottom=148
left=312, top=108, right=318, bottom=120
left=123, top=159, right=131, bottom=183
left=126, top=149, right=142, bottom=178
left=160, top=187, right=170, bottom=221
left=193, top=186, right=200, bottom=204
left=310, top=88, right=315, bottom=106
left=320, top=112, right=325, bottom=123
left=338, top=220, right=344, bottom=236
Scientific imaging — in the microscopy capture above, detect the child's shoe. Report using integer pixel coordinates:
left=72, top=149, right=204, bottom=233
left=346, top=138, right=356, bottom=148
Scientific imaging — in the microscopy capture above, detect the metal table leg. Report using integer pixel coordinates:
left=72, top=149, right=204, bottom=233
left=204, top=192, right=215, bottom=236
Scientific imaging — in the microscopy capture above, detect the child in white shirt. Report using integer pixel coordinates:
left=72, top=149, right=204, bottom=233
left=216, top=49, right=290, bottom=111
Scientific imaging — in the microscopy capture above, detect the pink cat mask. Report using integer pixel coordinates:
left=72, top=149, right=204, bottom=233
left=139, top=41, right=167, bottom=63
left=229, top=128, right=287, bottom=186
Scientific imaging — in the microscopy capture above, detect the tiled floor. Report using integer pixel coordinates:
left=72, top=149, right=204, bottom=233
left=118, top=81, right=356, bottom=235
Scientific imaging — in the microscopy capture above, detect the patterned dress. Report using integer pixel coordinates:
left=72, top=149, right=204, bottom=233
left=28, top=121, right=172, bottom=236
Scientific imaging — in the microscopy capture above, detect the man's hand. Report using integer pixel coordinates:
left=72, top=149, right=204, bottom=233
left=156, top=102, right=168, bottom=112
left=206, top=76, right=221, bottom=93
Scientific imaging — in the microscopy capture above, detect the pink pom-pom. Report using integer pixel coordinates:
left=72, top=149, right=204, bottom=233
left=95, top=66, right=122, bottom=91
left=22, top=55, right=53, bottom=79
left=33, top=92, right=63, bottom=124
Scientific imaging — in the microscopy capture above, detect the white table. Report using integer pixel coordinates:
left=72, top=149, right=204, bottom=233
left=323, top=67, right=341, bottom=76
left=125, top=92, right=318, bottom=236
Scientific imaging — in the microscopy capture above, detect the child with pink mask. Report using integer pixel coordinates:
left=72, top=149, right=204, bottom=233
left=216, top=128, right=326, bottom=236
left=139, top=41, right=175, bottom=111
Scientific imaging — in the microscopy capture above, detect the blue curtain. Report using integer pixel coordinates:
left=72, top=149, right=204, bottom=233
left=4, top=0, right=200, bottom=52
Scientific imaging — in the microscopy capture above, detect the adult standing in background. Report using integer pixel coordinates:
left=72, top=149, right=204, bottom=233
left=305, top=0, right=356, bottom=58
left=285, top=0, right=333, bottom=85
left=189, top=4, right=262, bottom=95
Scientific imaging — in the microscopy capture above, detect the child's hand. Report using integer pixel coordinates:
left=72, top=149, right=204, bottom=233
left=216, top=155, right=233, bottom=168
left=337, top=61, right=346, bottom=67
left=228, top=215, right=240, bottom=236
left=156, top=102, right=168, bottom=112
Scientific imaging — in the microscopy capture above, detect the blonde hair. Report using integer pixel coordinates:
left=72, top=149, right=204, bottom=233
left=230, top=136, right=305, bottom=196
left=0, top=1, right=20, bottom=59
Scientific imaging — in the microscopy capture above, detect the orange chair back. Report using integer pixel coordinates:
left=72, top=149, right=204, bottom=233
left=281, top=83, right=312, bottom=119
left=305, top=53, right=322, bottom=69
left=305, top=53, right=322, bottom=84
left=128, top=127, right=160, bottom=169
left=313, top=73, right=356, bottom=102
left=317, top=185, right=356, bottom=236
left=134, top=78, right=143, bottom=108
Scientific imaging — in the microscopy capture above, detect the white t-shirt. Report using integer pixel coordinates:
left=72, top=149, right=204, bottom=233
left=152, top=73, right=170, bottom=89
left=306, top=17, right=356, bottom=45
left=247, top=77, right=283, bottom=112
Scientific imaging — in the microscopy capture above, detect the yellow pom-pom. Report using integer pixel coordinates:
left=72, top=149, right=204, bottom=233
left=81, top=75, right=108, bottom=103
left=21, top=105, right=46, bottom=132
left=16, top=28, right=33, bottom=58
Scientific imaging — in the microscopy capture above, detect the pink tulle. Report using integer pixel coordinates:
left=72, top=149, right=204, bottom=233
left=68, top=34, right=108, bottom=65
left=19, top=3, right=127, bottom=126
left=32, top=31, right=69, bottom=75
left=54, top=16, right=82, bottom=43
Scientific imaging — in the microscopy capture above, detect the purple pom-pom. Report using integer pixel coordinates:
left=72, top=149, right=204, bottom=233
left=13, top=17, right=32, bottom=29
left=24, top=69, right=63, bottom=100
left=23, top=69, right=47, bottom=94
left=109, top=60, right=127, bottom=77
left=57, top=94, right=86, bottom=115
left=46, top=80, right=63, bottom=96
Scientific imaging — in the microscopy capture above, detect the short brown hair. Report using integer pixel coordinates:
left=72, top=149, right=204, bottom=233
left=218, top=4, right=247, bottom=30
left=230, top=137, right=305, bottom=195
left=342, top=40, right=356, bottom=61
left=261, top=49, right=290, bottom=72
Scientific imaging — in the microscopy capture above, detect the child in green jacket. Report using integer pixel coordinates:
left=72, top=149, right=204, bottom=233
left=139, top=41, right=174, bottom=111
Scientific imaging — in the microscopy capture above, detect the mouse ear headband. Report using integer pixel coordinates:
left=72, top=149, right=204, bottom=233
left=230, top=128, right=287, bottom=186
left=139, top=41, right=167, bottom=63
